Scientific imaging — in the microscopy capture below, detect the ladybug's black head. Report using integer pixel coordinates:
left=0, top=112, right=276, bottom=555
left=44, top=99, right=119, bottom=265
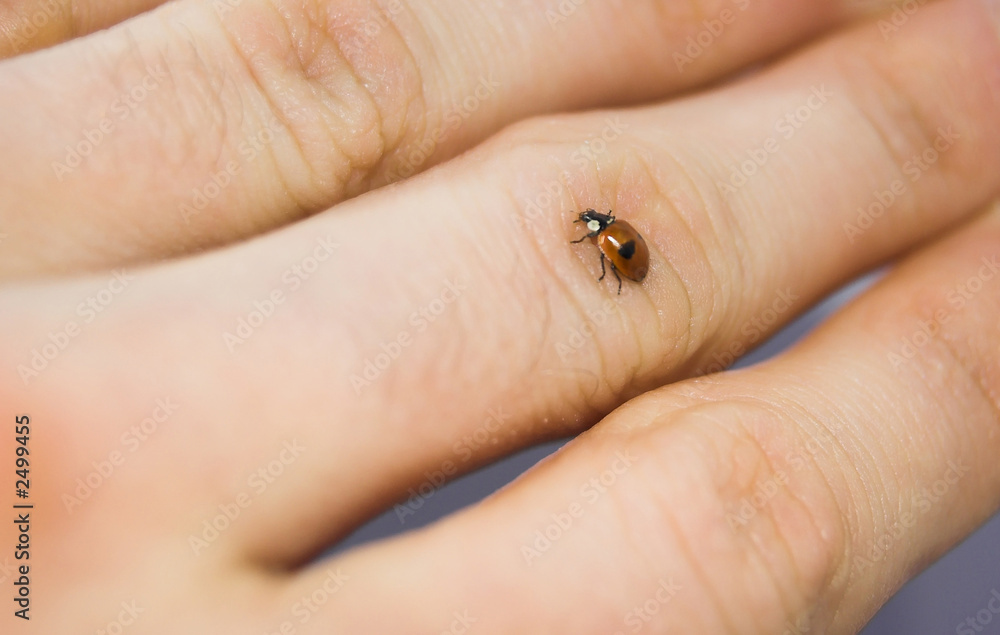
left=576, top=209, right=615, bottom=233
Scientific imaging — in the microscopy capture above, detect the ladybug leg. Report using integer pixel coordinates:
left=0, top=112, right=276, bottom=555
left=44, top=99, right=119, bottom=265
left=611, top=265, right=623, bottom=295
left=597, top=252, right=607, bottom=281
left=570, top=234, right=590, bottom=244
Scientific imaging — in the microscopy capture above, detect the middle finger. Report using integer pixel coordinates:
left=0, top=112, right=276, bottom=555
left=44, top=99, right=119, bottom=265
left=0, top=0, right=903, bottom=277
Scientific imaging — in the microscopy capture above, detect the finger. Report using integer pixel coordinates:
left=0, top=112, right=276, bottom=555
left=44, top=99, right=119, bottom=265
left=286, top=203, right=1000, bottom=634
left=0, top=0, right=900, bottom=277
left=3, top=0, right=999, bottom=567
left=0, top=0, right=169, bottom=58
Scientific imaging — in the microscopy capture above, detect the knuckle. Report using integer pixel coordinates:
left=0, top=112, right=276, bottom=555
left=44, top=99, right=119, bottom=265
left=884, top=239, right=1000, bottom=435
left=489, top=114, right=747, bottom=391
left=612, top=398, right=852, bottom=632
left=838, top=51, right=958, bottom=193
left=93, top=40, right=232, bottom=182
left=219, top=0, right=430, bottom=201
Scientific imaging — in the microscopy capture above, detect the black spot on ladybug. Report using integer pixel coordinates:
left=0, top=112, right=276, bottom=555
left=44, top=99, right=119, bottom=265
left=618, top=240, right=636, bottom=259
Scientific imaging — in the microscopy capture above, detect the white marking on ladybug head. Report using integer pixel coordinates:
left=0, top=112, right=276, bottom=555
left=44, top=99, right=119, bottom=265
left=587, top=219, right=602, bottom=233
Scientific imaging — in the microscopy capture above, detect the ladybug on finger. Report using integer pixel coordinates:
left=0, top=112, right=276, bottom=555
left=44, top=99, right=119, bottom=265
left=571, top=209, right=649, bottom=294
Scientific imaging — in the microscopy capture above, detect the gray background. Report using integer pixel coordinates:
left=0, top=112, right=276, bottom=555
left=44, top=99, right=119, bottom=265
left=334, top=272, right=1000, bottom=633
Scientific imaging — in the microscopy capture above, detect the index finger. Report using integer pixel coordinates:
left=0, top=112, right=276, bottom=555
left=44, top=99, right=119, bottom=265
left=1, top=0, right=897, bottom=277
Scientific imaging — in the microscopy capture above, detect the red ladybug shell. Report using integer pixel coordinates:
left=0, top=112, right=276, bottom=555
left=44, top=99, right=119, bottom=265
left=593, top=220, right=649, bottom=282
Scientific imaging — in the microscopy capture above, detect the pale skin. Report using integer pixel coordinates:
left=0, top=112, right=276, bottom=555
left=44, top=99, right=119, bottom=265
left=2, top=0, right=1000, bottom=632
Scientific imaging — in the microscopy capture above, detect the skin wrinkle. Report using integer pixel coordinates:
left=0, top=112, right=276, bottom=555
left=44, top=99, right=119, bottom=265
left=688, top=390, right=854, bottom=597
left=669, top=425, right=763, bottom=634
left=259, top=0, right=341, bottom=206
left=361, top=0, right=428, bottom=183
left=886, top=376, right=943, bottom=496
left=721, top=419, right=806, bottom=628
left=612, top=414, right=708, bottom=632
left=631, top=146, right=711, bottom=371
left=585, top=147, right=692, bottom=392
left=928, top=324, right=1000, bottom=431
left=445, top=174, right=595, bottom=426
left=734, top=394, right=851, bottom=550
left=665, top=141, right=752, bottom=350
left=163, top=13, right=290, bottom=225
left=796, top=390, right=877, bottom=545
left=86, top=25, right=236, bottom=249
left=840, top=62, right=918, bottom=176
left=167, top=23, right=236, bottom=154
left=766, top=406, right=856, bottom=618
left=699, top=151, right=763, bottom=344
left=159, top=32, right=242, bottom=222
left=232, top=0, right=422, bottom=206
left=831, top=53, right=942, bottom=217
left=487, top=137, right=630, bottom=403
left=501, top=169, right=606, bottom=420
left=636, top=464, right=735, bottom=633
left=600, top=154, right=654, bottom=392
left=794, top=384, right=889, bottom=578
left=527, top=191, right=616, bottom=410
left=637, top=149, right=716, bottom=376
left=780, top=449, right=852, bottom=627
left=285, top=12, right=386, bottom=195
left=388, top=2, right=461, bottom=176
left=591, top=449, right=660, bottom=603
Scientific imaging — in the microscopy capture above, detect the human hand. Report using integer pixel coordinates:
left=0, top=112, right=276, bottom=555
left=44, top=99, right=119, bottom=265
left=2, top=0, right=1000, bottom=633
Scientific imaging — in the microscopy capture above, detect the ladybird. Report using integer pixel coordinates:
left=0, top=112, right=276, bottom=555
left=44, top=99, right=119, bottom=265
left=571, top=209, right=649, bottom=294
